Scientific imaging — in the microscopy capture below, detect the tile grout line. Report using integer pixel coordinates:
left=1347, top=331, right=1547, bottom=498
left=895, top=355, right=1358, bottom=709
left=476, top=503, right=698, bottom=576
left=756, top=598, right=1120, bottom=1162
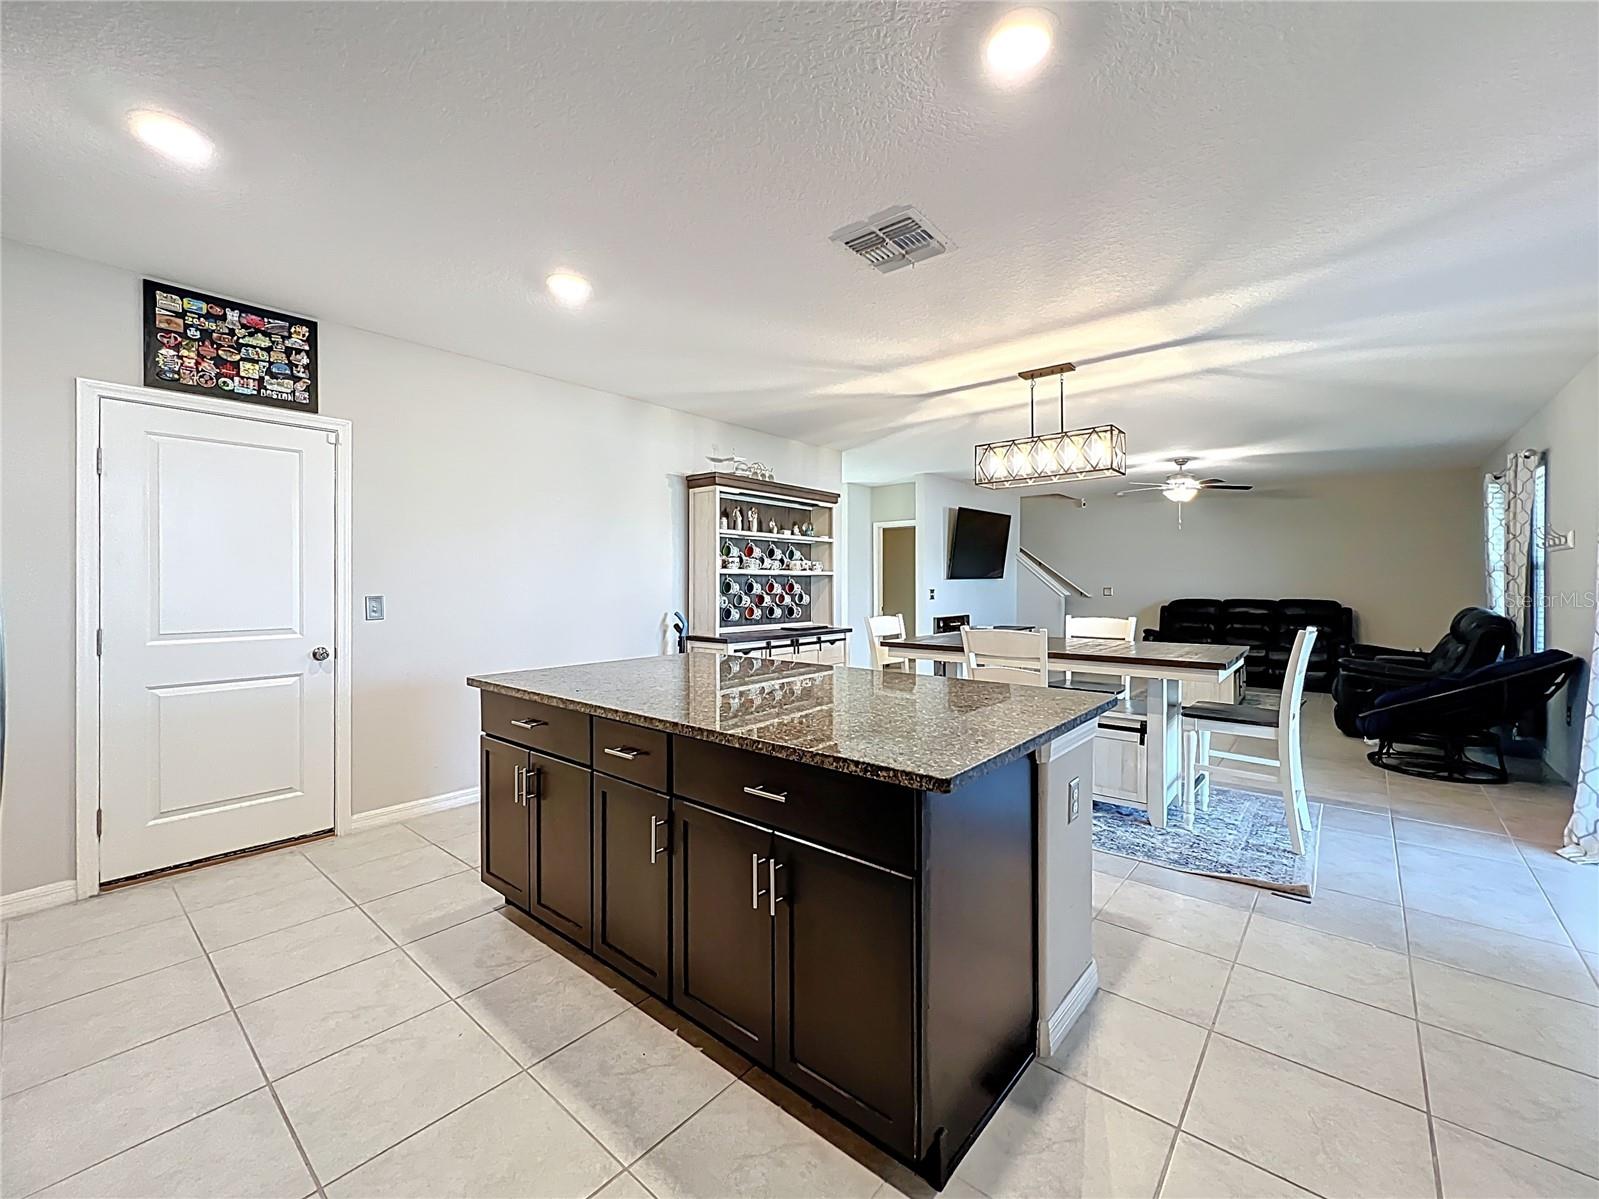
left=1, top=889, right=184, bottom=966
left=1428, top=1114, right=1599, bottom=1185
left=1394, top=803, right=1446, bottom=1199
left=302, top=847, right=648, bottom=1189
left=1100, top=960, right=1599, bottom=1105
left=1149, top=902, right=1248, bottom=1198
left=1095, top=914, right=1599, bottom=1088
left=181, top=889, right=330, bottom=1199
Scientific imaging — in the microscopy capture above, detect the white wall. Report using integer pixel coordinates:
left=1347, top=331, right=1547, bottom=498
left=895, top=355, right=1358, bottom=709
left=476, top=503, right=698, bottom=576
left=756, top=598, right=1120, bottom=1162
left=1020, top=466, right=1486, bottom=649
left=842, top=483, right=874, bottom=665
left=913, top=474, right=1021, bottom=634
left=841, top=481, right=919, bottom=664
left=0, top=239, right=841, bottom=897
left=1489, top=356, right=1598, bottom=783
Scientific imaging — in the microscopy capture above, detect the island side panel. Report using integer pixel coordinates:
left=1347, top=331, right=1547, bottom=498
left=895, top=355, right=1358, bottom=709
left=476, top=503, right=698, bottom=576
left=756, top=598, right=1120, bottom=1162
left=1035, top=721, right=1099, bottom=1056
left=918, top=753, right=1036, bottom=1179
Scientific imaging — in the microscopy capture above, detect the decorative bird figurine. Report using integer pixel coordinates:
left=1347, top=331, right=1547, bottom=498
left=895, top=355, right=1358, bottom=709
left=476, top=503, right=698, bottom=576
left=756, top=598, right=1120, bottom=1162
left=706, top=453, right=775, bottom=482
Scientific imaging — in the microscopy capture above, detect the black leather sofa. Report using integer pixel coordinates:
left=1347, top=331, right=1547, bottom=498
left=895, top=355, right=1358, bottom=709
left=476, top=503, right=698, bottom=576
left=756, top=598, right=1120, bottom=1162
left=1141, top=598, right=1355, bottom=692
left=1332, top=606, right=1519, bottom=736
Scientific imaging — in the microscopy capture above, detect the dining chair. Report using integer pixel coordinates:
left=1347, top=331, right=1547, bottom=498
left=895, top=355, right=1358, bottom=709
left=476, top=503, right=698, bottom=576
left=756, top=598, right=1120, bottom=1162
left=1058, top=614, right=1138, bottom=695
left=867, top=613, right=910, bottom=671
left=1182, top=626, right=1317, bottom=853
left=959, top=626, right=1051, bottom=687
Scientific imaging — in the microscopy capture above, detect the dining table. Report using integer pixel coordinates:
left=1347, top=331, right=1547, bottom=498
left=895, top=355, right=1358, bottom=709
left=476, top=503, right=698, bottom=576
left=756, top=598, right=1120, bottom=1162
left=875, top=631, right=1250, bottom=827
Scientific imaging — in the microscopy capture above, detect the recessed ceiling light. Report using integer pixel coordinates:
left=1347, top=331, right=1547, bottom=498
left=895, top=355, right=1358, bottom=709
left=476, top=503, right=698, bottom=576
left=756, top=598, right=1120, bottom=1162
left=127, top=109, right=214, bottom=168
left=984, top=9, right=1054, bottom=86
left=545, top=271, right=593, bottom=308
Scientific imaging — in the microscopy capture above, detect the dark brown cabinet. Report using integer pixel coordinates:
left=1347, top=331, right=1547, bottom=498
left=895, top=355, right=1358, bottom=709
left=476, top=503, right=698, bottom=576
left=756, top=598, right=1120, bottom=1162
left=773, top=834, right=916, bottom=1154
left=592, top=775, right=670, bottom=997
left=672, top=801, right=774, bottom=1062
left=479, top=691, right=1041, bottom=1189
left=527, top=749, right=593, bottom=947
left=671, top=803, right=918, bottom=1156
left=480, top=735, right=529, bottom=908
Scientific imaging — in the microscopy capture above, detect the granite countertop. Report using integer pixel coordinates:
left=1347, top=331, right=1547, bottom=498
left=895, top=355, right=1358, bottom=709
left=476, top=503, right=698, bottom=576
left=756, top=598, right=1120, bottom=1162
left=468, top=655, right=1116, bottom=792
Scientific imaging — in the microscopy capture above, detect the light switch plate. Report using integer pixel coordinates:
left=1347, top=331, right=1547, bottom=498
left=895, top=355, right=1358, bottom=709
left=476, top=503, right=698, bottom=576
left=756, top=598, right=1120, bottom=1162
left=1101, top=586, right=1114, bottom=597
left=1068, top=777, right=1081, bottom=821
left=364, top=595, right=385, bottom=621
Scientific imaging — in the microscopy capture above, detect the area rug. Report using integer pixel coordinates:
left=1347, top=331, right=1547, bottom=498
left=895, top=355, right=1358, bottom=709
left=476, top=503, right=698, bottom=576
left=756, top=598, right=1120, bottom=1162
left=1092, top=785, right=1321, bottom=898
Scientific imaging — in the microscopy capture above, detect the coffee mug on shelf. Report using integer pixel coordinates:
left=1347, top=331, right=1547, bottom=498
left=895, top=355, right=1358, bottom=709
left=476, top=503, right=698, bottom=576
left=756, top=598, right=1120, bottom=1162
left=721, top=604, right=739, bottom=623
left=743, top=604, right=760, bottom=620
left=743, top=578, right=761, bottom=595
left=763, top=603, right=781, bottom=620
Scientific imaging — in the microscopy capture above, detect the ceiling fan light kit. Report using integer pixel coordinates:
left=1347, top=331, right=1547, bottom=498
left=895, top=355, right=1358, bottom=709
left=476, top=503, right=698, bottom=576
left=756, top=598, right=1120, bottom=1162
left=1113, top=457, right=1255, bottom=526
left=974, top=361, right=1128, bottom=488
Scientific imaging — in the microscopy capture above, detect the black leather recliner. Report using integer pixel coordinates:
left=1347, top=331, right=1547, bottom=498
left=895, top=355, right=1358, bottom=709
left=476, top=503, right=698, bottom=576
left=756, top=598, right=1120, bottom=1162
left=1357, top=650, right=1580, bottom=782
left=1332, top=606, right=1518, bottom=736
left=1141, top=598, right=1355, bottom=692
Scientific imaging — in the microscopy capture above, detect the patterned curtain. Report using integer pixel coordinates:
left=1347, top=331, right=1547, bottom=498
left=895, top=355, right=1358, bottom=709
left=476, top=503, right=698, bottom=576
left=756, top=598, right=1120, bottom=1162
left=1483, top=474, right=1507, bottom=613
left=1559, top=520, right=1599, bottom=865
left=1499, top=450, right=1540, bottom=654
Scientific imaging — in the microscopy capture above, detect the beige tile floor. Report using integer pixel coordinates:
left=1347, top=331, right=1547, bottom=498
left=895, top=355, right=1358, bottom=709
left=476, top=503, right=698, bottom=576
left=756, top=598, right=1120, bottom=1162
left=3, top=695, right=1596, bottom=1198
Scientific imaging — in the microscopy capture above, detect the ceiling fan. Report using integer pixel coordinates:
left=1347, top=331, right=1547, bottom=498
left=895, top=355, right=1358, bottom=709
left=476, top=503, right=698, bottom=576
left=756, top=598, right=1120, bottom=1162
left=1115, top=458, right=1252, bottom=526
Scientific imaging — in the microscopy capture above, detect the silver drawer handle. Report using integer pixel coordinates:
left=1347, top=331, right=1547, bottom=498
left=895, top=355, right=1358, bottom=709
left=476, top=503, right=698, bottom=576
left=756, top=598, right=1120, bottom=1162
left=649, top=815, right=667, bottom=864
left=742, top=785, right=788, bottom=804
left=513, top=764, right=526, bottom=806
left=768, top=858, right=784, bottom=917
left=509, top=717, right=547, bottom=730
left=604, top=746, right=642, bottom=761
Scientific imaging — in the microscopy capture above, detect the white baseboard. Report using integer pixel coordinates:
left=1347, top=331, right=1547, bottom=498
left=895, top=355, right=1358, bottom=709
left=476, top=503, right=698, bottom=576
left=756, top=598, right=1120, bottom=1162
left=1041, top=959, right=1100, bottom=1057
left=0, top=879, right=79, bottom=921
left=348, top=787, right=478, bottom=833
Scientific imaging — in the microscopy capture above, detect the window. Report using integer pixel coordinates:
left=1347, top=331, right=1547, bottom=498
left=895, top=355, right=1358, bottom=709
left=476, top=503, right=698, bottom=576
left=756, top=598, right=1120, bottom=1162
left=1484, top=454, right=1548, bottom=651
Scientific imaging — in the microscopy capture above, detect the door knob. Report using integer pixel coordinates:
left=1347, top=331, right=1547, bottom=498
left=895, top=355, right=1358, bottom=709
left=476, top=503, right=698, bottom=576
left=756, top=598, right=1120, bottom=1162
left=311, top=646, right=330, bottom=661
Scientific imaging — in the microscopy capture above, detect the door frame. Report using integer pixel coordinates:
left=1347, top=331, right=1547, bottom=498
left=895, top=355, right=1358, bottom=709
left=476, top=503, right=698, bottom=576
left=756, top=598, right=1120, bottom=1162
left=872, top=520, right=916, bottom=621
left=74, top=378, right=354, bottom=899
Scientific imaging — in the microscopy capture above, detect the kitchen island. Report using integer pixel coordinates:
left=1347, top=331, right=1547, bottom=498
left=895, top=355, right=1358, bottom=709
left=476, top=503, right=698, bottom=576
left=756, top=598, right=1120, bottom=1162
left=466, top=653, right=1113, bottom=1187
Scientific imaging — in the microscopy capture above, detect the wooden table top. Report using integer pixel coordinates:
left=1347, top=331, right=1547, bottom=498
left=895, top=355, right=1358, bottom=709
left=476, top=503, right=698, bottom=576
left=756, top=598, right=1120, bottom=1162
left=878, top=632, right=1249, bottom=674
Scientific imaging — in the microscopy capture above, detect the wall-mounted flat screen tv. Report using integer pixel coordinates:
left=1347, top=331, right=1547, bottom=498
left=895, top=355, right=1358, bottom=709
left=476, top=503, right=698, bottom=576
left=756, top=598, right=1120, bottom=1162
left=947, top=507, right=1011, bottom=579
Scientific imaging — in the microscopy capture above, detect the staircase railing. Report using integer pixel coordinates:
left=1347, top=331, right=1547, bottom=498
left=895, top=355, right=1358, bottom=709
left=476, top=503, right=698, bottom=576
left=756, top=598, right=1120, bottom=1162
left=1018, top=546, right=1090, bottom=599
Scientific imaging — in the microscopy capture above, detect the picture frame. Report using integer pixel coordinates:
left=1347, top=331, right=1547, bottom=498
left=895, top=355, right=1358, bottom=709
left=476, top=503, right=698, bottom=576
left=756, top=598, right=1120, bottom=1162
left=142, top=278, right=318, bottom=412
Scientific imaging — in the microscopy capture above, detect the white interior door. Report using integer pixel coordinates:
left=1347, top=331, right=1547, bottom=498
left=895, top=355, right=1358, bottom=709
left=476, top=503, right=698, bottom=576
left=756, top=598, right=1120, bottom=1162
left=98, top=396, right=337, bottom=881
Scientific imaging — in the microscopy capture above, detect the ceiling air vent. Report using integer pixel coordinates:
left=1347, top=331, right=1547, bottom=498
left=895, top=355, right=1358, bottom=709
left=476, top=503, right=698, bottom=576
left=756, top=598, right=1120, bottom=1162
left=830, top=206, right=953, bottom=274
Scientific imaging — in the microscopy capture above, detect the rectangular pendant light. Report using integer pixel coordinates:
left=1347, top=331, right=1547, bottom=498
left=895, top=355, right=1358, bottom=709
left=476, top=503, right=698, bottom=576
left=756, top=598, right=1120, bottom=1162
left=974, top=424, right=1128, bottom=487
left=974, top=361, right=1127, bottom=487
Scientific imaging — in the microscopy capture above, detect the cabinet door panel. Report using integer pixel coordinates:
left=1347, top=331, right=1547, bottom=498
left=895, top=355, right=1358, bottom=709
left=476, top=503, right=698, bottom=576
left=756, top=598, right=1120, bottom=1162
left=480, top=736, right=529, bottom=908
left=672, top=801, right=773, bottom=1064
left=774, top=835, right=917, bottom=1155
left=528, top=750, right=593, bottom=946
left=592, top=776, right=669, bottom=997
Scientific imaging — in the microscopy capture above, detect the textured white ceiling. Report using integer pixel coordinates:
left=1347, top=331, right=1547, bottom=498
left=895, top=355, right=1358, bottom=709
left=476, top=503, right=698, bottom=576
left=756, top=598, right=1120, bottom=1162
left=4, top=2, right=1595, bottom=486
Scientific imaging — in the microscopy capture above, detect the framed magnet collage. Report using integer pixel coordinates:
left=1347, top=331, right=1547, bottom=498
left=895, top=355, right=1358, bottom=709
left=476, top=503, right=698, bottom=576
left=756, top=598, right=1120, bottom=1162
left=142, top=279, right=318, bottom=412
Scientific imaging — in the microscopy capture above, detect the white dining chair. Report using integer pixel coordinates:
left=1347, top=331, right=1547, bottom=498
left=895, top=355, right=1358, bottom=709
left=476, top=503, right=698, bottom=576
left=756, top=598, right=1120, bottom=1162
left=959, top=626, right=1050, bottom=687
left=1182, top=626, right=1317, bottom=853
left=867, top=613, right=910, bottom=671
left=1058, top=614, right=1138, bottom=695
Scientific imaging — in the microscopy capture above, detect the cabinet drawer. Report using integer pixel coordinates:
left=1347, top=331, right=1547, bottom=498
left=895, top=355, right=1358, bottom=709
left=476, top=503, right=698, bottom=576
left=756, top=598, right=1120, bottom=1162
left=482, top=691, right=590, bottom=764
left=592, top=717, right=669, bottom=792
left=673, top=736, right=916, bottom=874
